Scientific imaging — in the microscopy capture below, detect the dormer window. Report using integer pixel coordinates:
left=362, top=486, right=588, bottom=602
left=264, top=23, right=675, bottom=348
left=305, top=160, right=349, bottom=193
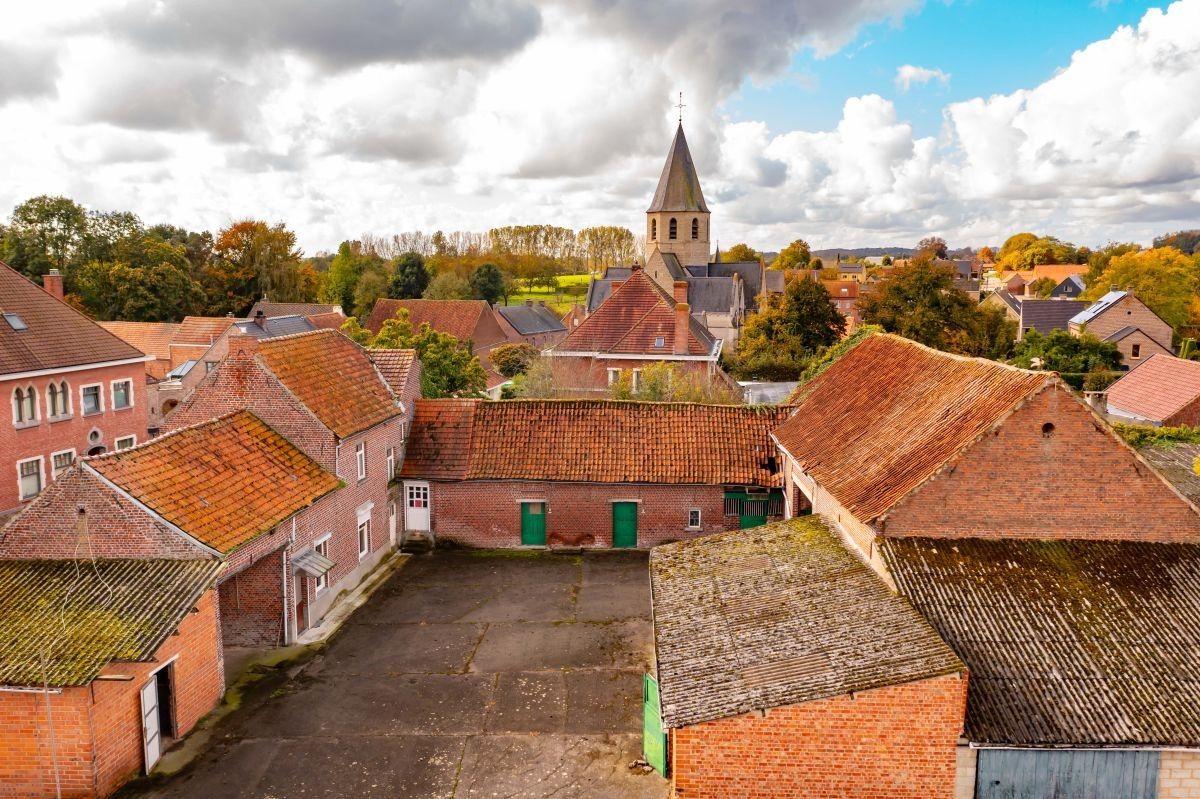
left=3, top=312, right=27, bottom=331
left=669, top=218, right=678, bottom=240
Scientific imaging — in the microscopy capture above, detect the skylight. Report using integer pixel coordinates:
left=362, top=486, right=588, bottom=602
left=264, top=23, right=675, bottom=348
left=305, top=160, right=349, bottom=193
left=654, top=336, right=665, bottom=348
left=3, top=312, right=28, bottom=331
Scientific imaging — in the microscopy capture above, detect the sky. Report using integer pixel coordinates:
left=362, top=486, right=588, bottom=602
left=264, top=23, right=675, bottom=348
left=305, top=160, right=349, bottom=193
left=1, top=0, right=1198, bottom=254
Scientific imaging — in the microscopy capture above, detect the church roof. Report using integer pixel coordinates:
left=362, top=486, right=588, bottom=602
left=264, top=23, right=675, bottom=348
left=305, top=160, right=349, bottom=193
left=647, top=124, right=709, bottom=214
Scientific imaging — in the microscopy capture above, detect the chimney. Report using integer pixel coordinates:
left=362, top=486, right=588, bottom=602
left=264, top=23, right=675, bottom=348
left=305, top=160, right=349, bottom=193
left=674, top=301, right=691, bottom=355
left=525, top=299, right=533, bottom=307
left=538, top=300, right=546, bottom=307
left=253, top=309, right=267, bottom=329
left=630, top=262, right=642, bottom=272
left=42, top=269, right=64, bottom=300
left=229, top=333, right=260, bottom=358
left=673, top=280, right=689, bottom=305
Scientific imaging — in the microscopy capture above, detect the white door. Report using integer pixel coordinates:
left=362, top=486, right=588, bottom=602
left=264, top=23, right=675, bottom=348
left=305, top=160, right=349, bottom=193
left=140, top=678, right=161, bottom=772
left=404, top=482, right=430, bottom=531
left=388, top=500, right=397, bottom=547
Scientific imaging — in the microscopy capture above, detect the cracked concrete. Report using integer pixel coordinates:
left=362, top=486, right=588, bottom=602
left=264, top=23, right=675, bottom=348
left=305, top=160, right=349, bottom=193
left=125, top=549, right=668, bottom=799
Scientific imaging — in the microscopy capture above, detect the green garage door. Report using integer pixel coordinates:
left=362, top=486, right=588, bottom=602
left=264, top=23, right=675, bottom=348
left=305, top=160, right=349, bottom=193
left=520, top=502, right=546, bottom=546
left=613, top=502, right=638, bottom=548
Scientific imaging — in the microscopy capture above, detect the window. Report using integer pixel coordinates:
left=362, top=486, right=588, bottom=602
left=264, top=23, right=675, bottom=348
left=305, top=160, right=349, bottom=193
left=668, top=217, right=677, bottom=240
left=687, top=508, right=702, bottom=529
left=314, top=535, right=331, bottom=593
left=691, top=217, right=699, bottom=240
left=3, top=312, right=28, bottom=331
left=650, top=218, right=657, bottom=241
left=115, top=435, right=136, bottom=451
left=386, top=447, right=396, bottom=480
left=111, top=379, right=132, bottom=410
left=356, top=442, right=367, bottom=481
left=17, top=457, right=42, bottom=500
left=654, top=336, right=665, bottom=348
left=631, top=369, right=642, bottom=393
left=1131, top=343, right=1142, bottom=359
left=13, top=386, right=37, bottom=425
left=358, top=518, right=371, bottom=557
left=47, top=380, right=70, bottom=418
left=81, top=384, right=102, bottom=415
left=51, top=450, right=75, bottom=479
left=607, top=368, right=620, bottom=386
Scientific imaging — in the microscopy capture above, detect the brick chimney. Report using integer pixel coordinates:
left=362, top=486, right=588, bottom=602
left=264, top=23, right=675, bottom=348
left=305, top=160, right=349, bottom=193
left=229, top=333, right=259, bottom=358
left=42, top=269, right=64, bottom=300
left=674, top=301, right=691, bottom=355
left=253, top=309, right=267, bottom=329
left=673, top=280, right=688, bottom=305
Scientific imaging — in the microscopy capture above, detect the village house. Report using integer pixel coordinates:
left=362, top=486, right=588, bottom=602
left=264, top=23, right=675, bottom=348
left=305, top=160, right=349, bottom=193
left=494, top=300, right=568, bottom=349
left=547, top=266, right=728, bottom=395
left=0, top=559, right=222, bottom=798
left=1050, top=273, right=1086, bottom=298
left=165, top=316, right=236, bottom=372
left=1069, top=289, right=1174, bottom=366
left=96, top=320, right=180, bottom=381
left=1102, top=353, right=1200, bottom=426
left=0, top=262, right=151, bottom=518
left=397, top=399, right=788, bottom=550
left=982, top=290, right=1085, bottom=340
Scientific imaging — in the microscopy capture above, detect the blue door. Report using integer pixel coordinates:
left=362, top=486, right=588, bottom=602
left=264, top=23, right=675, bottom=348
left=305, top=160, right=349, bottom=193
left=976, top=749, right=1159, bottom=799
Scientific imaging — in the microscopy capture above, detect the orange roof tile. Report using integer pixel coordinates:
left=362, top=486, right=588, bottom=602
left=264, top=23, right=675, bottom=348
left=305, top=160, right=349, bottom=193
left=87, top=411, right=339, bottom=554
left=774, top=334, right=1049, bottom=522
left=554, top=268, right=715, bottom=356
left=365, top=299, right=489, bottom=343
left=257, top=329, right=399, bottom=438
left=173, top=316, right=235, bottom=346
left=401, top=399, right=788, bottom=485
left=306, top=311, right=348, bottom=330
left=97, top=321, right=180, bottom=360
left=1031, top=264, right=1088, bottom=283
left=368, top=349, right=418, bottom=397
left=1106, top=354, right=1200, bottom=423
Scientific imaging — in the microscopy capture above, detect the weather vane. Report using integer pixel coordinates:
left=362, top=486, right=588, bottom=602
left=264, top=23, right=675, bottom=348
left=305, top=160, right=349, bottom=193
left=676, top=91, right=685, bottom=124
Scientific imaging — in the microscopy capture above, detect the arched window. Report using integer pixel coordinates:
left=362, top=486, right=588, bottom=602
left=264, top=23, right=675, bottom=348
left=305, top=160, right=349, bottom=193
left=13, top=386, right=36, bottom=424
left=58, top=381, right=70, bottom=416
left=691, top=218, right=699, bottom=239
left=47, top=383, right=58, bottom=417
left=12, top=388, right=24, bottom=423
left=669, top=218, right=678, bottom=240
left=650, top=219, right=657, bottom=241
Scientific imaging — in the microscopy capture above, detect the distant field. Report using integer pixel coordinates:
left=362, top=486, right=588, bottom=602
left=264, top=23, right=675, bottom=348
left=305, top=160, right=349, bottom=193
left=502, top=273, right=592, bottom=316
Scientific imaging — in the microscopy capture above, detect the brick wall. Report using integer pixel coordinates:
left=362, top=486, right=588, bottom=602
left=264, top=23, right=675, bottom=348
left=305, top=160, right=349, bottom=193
left=419, top=480, right=769, bottom=548
left=0, top=589, right=223, bottom=799
left=881, top=385, right=1200, bottom=542
left=219, top=548, right=285, bottom=647
left=546, top=355, right=717, bottom=394
left=1, top=362, right=149, bottom=515
left=1167, top=394, right=1200, bottom=427
left=1111, top=329, right=1173, bottom=368
left=1072, top=294, right=1174, bottom=353
left=1158, top=750, right=1200, bottom=798
left=669, top=673, right=967, bottom=799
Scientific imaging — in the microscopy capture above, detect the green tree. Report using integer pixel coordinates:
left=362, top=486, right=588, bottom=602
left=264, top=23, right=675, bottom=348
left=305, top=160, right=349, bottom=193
left=723, top=243, right=759, bottom=262
left=388, top=251, right=429, bottom=299
left=608, top=362, right=743, bottom=404
left=341, top=309, right=488, bottom=397
left=1010, top=329, right=1123, bottom=373
left=489, top=342, right=539, bottom=377
left=78, top=210, right=143, bottom=265
left=858, top=256, right=1015, bottom=357
left=1083, top=247, right=1200, bottom=330
left=1, top=195, right=87, bottom=278
left=147, top=224, right=214, bottom=276
left=352, top=268, right=389, bottom=318
left=324, top=240, right=385, bottom=312
left=468, top=263, right=505, bottom=305
left=732, top=275, right=846, bottom=379
left=770, top=238, right=812, bottom=271
left=1027, top=277, right=1057, bottom=298
left=424, top=270, right=470, bottom=299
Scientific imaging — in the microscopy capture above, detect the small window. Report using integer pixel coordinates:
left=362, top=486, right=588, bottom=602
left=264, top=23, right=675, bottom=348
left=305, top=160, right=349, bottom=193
left=1131, top=343, right=1141, bottom=359
left=691, top=218, right=699, bottom=240
left=650, top=219, right=657, bottom=241
left=669, top=218, right=677, bottom=240
left=687, top=508, right=702, bottom=529
left=81, top=385, right=102, bottom=415
left=315, top=535, right=331, bottom=592
left=654, top=336, right=665, bottom=348
left=115, top=435, right=136, bottom=450
left=607, top=368, right=620, bottom=386
left=356, top=442, right=367, bottom=481
left=52, top=450, right=75, bottom=479
left=3, top=312, right=28, bottom=331
left=111, top=379, right=132, bottom=410
left=631, top=369, right=642, bottom=393
left=358, top=518, right=371, bottom=558
left=18, top=458, right=42, bottom=500
left=386, top=446, right=395, bottom=480
left=1041, top=422, right=1055, bottom=438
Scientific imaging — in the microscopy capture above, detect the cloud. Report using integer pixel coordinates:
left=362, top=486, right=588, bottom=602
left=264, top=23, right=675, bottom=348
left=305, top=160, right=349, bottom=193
left=0, top=43, right=58, bottom=102
left=894, top=64, right=950, bottom=92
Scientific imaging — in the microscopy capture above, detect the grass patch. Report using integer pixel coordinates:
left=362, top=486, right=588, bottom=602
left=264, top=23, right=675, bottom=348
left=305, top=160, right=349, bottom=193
left=502, top=273, right=592, bottom=316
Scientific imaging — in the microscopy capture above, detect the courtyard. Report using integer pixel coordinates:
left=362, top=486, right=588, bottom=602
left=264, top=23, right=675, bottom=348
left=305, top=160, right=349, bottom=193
left=131, top=550, right=668, bottom=799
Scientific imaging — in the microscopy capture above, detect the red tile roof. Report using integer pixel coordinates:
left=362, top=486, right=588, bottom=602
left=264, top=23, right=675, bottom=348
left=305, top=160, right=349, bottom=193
left=774, top=333, right=1049, bottom=523
left=87, top=410, right=339, bottom=553
left=0, top=262, right=146, bottom=375
left=97, top=321, right=180, bottom=360
left=554, top=268, right=715, bottom=356
left=257, top=329, right=399, bottom=438
left=365, top=299, right=491, bottom=343
left=1106, top=354, right=1200, bottom=423
left=306, top=311, right=348, bottom=330
left=368, top=348, right=418, bottom=398
left=401, top=399, right=788, bottom=485
left=173, top=316, right=236, bottom=346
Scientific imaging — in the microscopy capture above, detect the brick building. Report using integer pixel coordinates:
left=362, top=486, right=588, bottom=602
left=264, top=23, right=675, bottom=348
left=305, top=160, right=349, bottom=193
left=0, top=262, right=150, bottom=518
left=1102, top=353, right=1200, bottom=427
left=398, top=399, right=787, bottom=549
left=651, top=517, right=966, bottom=798
left=1069, top=289, right=1174, bottom=366
left=0, top=558, right=222, bottom=798
left=164, top=329, right=420, bottom=638
left=495, top=300, right=568, bottom=349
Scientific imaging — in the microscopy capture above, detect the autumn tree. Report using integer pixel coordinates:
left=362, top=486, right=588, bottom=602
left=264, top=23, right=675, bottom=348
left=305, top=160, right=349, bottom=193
left=1083, top=247, right=1200, bottom=329
left=489, top=342, right=539, bottom=377
left=341, top=309, right=487, bottom=397
left=917, top=236, right=948, bottom=259
left=731, top=275, right=846, bottom=379
left=577, top=226, right=637, bottom=271
left=977, top=246, right=995, bottom=263
left=770, top=238, right=812, bottom=271
left=424, top=270, right=470, bottom=299
left=1155, top=230, right=1200, bottom=255
left=1085, top=241, right=1141, bottom=286
left=609, top=362, right=743, bottom=404
left=204, top=220, right=304, bottom=315
left=995, top=233, right=1081, bottom=272
left=722, top=243, right=759, bottom=262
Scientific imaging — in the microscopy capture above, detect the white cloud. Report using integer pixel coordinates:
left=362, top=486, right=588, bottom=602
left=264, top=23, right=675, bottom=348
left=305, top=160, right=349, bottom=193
left=894, top=64, right=950, bottom=92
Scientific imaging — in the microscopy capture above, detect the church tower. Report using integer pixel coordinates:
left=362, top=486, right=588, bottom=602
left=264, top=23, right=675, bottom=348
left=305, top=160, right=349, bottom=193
left=646, top=123, right=710, bottom=269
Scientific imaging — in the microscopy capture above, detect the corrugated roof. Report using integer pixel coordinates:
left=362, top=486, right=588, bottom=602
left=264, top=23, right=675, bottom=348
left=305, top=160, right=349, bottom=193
left=884, top=536, right=1200, bottom=746
left=0, top=262, right=146, bottom=375
left=257, top=329, right=400, bottom=438
left=647, top=123, right=709, bottom=213
left=401, top=399, right=787, bottom=485
left=1140, top=443, right=1200, bottom=505
left=0, top=558, right=219, bottom=687
left=496, top=303, right=567, bottom=335
left=1070, top=290, right=1127, bottom=326
left=88, top=410, right=339, bottom=553
left=652, top=518, right=962, bottom=729
left=1108, top=355, right=1200, bottom=423
left=775, top=333, right=1048, bottom=523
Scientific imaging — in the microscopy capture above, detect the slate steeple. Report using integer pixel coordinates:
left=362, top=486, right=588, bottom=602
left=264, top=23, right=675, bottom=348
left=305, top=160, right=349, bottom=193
left=648, top=124, right=709, bottom=213
left=646, top=123, right=711, bottom=270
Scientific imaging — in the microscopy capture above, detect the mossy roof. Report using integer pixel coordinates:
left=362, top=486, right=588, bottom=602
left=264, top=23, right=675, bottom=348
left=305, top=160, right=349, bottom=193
left=650, top=518, right=963, bottom=729
left=0, top=558, right=219, bottom=687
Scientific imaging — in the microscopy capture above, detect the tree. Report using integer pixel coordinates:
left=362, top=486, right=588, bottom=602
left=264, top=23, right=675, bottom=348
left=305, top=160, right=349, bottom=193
left=1083, top=247, right=1200, bottom=330
left=489, top=342, right=539, bottom=377
left=1027, top=277, right=1057, bottom=298
left=609, top=362, right=743, bottom=404
left=770, top=238, right=812, bottom=271
left=1154, top=230, right=1200, bottom=256
left=732, top=275, right=846, bottom=379
left=1086, top=241, right=1141, bottom=286
left=78, top=210, right=143, bottom=265
left=881, top=255, right=893, bottom=266
left=917, top=236, right=948, bottom=259
left=577, top=226, right=637, bottom=271
left=423, top=270, right=470, bottom=299
left=205, top=220, right=304, bottom=315
left=468, top=263, right=505, bottom=305
left=388, top=251, right=429, bottom=299
left=147, top=224, right=214, bottom=276
left=352, top=268, right=389, bottom=318
left=1, top=195, right=87, bottom=278
left=977, top=246, right=995, bottom=263
left=995, top=233, right=1081, bottom=272
left=1011, top=329, right=1123, bottom=373
left=73, top=259, right=204, bottom=322
left=723, top=243, right=759, bottom=262
left=858, top=256, right=1015, bottom=357
left=341, top=309, right=488, bottom=397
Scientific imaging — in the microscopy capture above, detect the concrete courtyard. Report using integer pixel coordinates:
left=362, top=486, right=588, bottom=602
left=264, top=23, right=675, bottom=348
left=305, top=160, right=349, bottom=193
left=134, top=550, right=668, bottom=799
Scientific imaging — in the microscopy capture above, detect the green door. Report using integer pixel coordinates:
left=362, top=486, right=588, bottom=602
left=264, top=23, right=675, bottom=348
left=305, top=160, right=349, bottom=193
left=613, top=502, right=638, bottom=548
left=642, top=673, right=668, bottom=775
left=520, top=502, right=546, bottom=546
left=725, top=492, right=768, bottom=529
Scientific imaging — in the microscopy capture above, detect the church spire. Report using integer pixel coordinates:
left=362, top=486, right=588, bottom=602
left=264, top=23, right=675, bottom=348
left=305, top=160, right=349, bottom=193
left=647, top=123, right=709, bottom=214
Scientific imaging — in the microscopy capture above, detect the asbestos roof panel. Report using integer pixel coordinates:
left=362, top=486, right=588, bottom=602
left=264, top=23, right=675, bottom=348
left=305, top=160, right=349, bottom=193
left=883, top=536, right=1200, bottom=746
left=652, top=518, right=962, bottom=729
